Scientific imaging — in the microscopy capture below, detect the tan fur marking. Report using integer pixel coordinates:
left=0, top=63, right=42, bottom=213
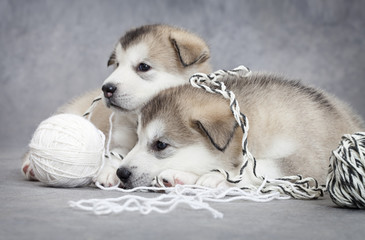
left=169, top=30, right=210, bottom=68
left=140, top=73, right=365, bottom=183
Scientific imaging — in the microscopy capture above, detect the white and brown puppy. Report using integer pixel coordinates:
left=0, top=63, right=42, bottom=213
left=116, top=73, right=365, bottom=189
left=22, top=24, right=212, bottom=186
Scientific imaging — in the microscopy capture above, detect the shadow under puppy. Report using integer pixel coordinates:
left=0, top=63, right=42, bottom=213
left=116, top=73, right=365, bottom=189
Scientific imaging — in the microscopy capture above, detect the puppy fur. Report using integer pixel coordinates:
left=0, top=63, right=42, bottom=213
left=117, top=73, right=364, bottom=188
left=22, top=24, right=212, bottom=186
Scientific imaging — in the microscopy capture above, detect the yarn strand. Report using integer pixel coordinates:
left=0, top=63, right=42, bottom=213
left=70, top=182, right=293, bottom=218
left=189, top=65, right=324, bottom=199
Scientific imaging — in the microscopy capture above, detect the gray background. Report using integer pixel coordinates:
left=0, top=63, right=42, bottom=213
left=1, top=1, right=365, bottom=240
left=1, top=0, right=364, bottom=151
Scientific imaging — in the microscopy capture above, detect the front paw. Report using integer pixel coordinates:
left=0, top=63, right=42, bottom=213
left=21, top=153, right=37, bottom=181
left=153, top=169, right=199, bottom=187
left=196, top=171, right=232, bottom=189
left=94, top=164, right=120, bottom=187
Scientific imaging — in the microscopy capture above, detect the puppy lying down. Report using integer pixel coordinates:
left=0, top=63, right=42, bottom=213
left=116, top=73, right=364, bottom=189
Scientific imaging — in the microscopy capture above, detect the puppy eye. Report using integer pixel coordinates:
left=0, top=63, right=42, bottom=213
left=116, top=63, right=119, bottom=67
left=153, top=140, right=169, bottom=151
left=137, top=63, right=151, bottom=72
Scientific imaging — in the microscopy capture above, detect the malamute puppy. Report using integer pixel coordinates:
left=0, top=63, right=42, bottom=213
left=22, top=24, right=212, bottom=186
left=116, top=73, right=364, bottom=189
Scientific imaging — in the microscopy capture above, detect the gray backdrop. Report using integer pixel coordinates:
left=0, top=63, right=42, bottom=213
left=1, top=0, right=364, bottom=151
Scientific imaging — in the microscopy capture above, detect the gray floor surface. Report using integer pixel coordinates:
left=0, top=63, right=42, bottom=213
left=1, top=150, right=365, bottom=240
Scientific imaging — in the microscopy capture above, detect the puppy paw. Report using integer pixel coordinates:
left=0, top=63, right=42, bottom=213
left=196, top=171, right=232, bottom=189
left=94, top=164, right=120, bottom=187
left=154, top=169, right=199, bottom=187
left=21, top=153, right=37, bottom=181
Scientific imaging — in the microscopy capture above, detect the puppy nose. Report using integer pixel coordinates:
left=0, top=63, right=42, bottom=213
left=102, top=83, right=117, bottom=99
left=116, top=167, right=131, bottom=183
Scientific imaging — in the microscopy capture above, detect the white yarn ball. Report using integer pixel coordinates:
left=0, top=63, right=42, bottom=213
left=28, top=114, right=105, bottom=187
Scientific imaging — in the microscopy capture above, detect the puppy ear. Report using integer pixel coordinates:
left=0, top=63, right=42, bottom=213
left=169, top=30, right=210, bottom=67
left=191, top=117, right=239, bottom=152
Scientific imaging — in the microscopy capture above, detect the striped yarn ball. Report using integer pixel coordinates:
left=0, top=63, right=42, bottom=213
left=327, top=132, right=365, bottom=208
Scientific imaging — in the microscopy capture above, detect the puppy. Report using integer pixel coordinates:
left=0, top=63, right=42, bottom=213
left=116, top=73, right=365, bottom=189
left=22, top=24, right=212, bottom=186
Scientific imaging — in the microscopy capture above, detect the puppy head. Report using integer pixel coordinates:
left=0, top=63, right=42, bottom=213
left=102, top=24, right=211, bottom=112
left=117, top=86, right=243, bottom=189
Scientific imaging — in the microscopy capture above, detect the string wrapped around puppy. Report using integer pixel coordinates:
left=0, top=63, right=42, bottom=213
left=26, top=65, right=365, bottom=213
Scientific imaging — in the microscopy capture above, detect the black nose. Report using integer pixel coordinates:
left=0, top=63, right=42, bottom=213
left=102, top=83, right=117, bottom=99
left=116, top=167, right=131, bottom=183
